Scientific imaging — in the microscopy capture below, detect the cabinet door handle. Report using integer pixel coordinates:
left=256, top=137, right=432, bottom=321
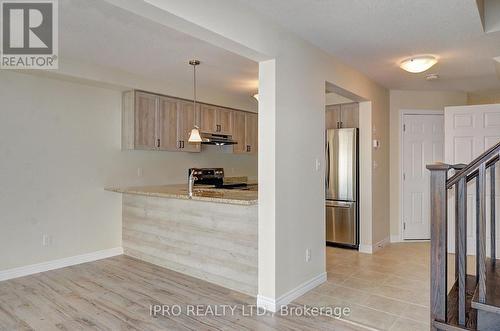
left=178, top=141, right=181, bottom=149
left=157, top=139, right=160, bottom=148
left=181, top=141, right=185, bottom=149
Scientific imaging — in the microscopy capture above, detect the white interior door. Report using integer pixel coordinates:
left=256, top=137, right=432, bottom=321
left=402, top=114, right=444, bottom=240
left=445, top=104, right=500, bottom=256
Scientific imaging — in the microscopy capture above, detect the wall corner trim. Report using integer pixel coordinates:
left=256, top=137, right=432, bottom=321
left=390, top=235, right=401, bottom=243
left=372, top=236, right=390, bottom=253
left=0, top=247, right=123, bottom=282
left=256, top=272, right=327, bottom=312
left=358, top=244, right=373, bottom=254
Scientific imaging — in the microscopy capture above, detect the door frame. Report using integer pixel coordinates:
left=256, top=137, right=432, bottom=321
left=399, top=109, right=444, bottom=241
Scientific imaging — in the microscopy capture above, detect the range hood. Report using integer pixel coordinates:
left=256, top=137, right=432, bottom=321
left=200, top=132, right=237, bottom=145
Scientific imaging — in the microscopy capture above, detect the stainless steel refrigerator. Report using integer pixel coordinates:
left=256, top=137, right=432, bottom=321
left=325, top=128, right=359, bottom=248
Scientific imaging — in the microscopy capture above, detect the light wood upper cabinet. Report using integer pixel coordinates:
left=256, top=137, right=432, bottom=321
left=157, top=96, right=179, bottom=151
left=217, top=107, right=233, bottom=135
left=245, top=113, right=258, bottom=154
left=340, top=102, right=359, bottom=128
left=134, top=92, right=157, bottom=149
left=325, top=102, right=358, bottom=129
left=232, top=111, right=246, bottom=154
left=123, top=90, right=251, bottom=153
left=232, top=111, right=257, bottom=155
left=200, top=104, right=234, bottom=135
left=325, top=104, right=341, bottom=129
left=199, top=104, right=218, bottom=133
left=123, top=91, right=200, bottom=152
left=177, top=101, right=200, bottom=153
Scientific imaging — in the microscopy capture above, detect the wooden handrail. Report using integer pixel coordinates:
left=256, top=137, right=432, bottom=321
left=427, top=140, right=500, bottom=329
left=447, top=141, right=500, bottom=188
left=465, top=154, right=500, bottom=184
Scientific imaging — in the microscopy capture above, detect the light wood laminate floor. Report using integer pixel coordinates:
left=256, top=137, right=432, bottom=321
left=0, top=255, right=367, bottom=331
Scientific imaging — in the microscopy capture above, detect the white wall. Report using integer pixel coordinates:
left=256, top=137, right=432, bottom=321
left=389, top=90, right=467, bottom=240
left=0, top=71, right=257, bottom=271
left=116, top=0, right=389, bottom=305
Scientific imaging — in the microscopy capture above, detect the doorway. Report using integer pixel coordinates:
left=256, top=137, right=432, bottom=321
left=401, top=111, right=444, bottom=240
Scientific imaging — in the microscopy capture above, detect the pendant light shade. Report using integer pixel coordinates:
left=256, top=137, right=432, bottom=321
left=188, top=60, right=201, bottom=144
left=188, top=126, right=202, bottom=143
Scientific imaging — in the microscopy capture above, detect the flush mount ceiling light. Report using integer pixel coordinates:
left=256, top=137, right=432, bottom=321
left=400, top=55, right=438, bottom=73
left=188, top=60, right=203, bottom=143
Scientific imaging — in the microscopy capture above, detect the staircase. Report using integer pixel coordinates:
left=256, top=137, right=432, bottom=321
left=427, top=141, right=500, bottom=330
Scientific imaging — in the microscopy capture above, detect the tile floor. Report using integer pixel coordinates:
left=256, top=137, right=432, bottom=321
left=295, top=242, right=431, bottom=331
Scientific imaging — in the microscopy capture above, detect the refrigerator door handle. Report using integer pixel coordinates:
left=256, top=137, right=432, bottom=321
left=325, top=140, right=330, bottom=191
left=325, top=200, right=354, bottom=208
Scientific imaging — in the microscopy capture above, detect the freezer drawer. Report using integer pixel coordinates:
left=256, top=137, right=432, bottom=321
left=326, top=200, right=357, bottom=246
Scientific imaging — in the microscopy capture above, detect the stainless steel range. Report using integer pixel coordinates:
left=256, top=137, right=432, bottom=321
left=188, top=168, right=248, bottom=189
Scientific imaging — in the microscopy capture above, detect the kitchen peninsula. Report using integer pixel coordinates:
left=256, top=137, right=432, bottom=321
left=106, top=184, right=258, bottom=296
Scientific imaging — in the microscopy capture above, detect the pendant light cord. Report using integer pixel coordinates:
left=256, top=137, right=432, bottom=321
left=193, top=63, right=197, bottom=110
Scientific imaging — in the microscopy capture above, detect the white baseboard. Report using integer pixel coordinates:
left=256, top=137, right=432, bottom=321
left=358, top=244, right=373, bottom=254
left=390, top=235, right=401, bottom=243
left=359, top=236, right=391, bottom=254
left=257, top=272, right=327, bottom=312
left=372, top=236, right=390, bottom=253
left=0, top=247, right=123, bottom=282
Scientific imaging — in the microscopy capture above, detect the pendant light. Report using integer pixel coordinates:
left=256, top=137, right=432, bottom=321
left=188, top=60, right=202, bottom=143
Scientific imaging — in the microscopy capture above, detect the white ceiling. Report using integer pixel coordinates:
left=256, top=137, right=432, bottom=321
left=237, top=0, right=500, bottom=93
left=59, top=0, right=258, bottom=98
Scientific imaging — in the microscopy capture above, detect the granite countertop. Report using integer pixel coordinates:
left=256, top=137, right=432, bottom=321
left=105, top=184, right=258, bottom=205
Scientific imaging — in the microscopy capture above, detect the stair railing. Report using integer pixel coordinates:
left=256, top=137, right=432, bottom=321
left=427, top=140, right=500, bottom=328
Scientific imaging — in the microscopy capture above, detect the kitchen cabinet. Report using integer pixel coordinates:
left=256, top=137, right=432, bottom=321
left=232, top=111, right=246, bottom=154
left=325, top=102, right=358, bottom=129
left=325, top=104, right=341, bottom=130
left=176, top=100, right=200, bottom=152
left=232, top=111, right=258, bottom=154
left=245, top=113, right=258, bottom=154
left=157, top=96, right=179, bottom=151
left=133, top=92, right=157, bottom=149
left=200, top=104, right=233, bottom=135
left=122, top=91, right=200, bottom=152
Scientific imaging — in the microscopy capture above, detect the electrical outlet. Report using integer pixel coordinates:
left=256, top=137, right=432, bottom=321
left=305, top=248, right=311, bottom=262
left=42, top=234, right=52, bottom=247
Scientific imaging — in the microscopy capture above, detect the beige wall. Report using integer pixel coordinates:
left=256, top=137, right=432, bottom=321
left=0, top=71, right=257, bottom=271
left=467, top=92, right=500, bottom=105
left=121, top=0, right=390, bottom=305
left=389, top=90, right=467, bottom=240
left=325, top=92, right=353, bottom=105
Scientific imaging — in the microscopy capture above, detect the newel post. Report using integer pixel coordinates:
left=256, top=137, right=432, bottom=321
left=427, top=163, right=450, bottom=327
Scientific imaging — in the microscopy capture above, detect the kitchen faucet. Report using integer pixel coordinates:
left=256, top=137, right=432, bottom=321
left=188, top=170, right=198, bottom=198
